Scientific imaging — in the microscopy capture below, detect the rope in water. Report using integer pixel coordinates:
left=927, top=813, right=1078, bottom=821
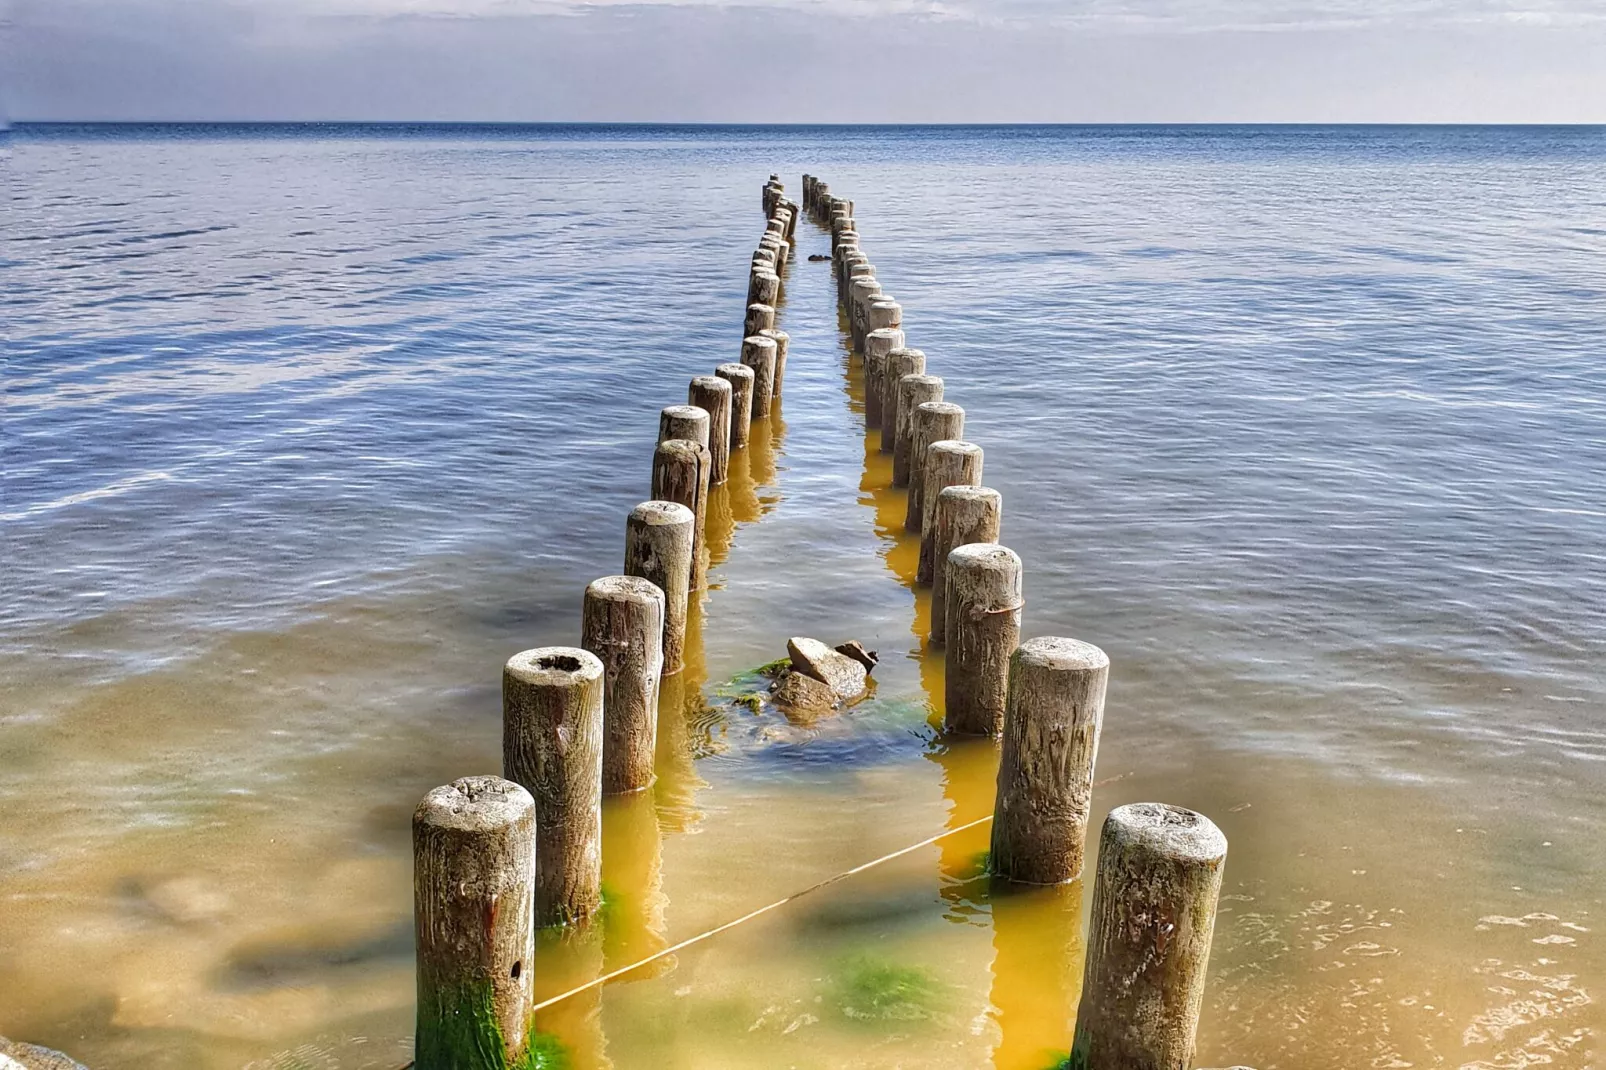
left=530, top=811, right=994, bottom=1011
left=397, top=813, right=996, bottom=1068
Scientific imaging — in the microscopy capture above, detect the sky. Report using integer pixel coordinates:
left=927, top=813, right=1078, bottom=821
left=8, top=0, right=1606, bottom=122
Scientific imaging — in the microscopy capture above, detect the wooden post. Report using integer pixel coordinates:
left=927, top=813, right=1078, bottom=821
left=929, top=485, right=1002, bottom=646
left=848, top=277, right=882, bottom=352
left=716, top=362, right=756, bottom=452
left=413, top=775, right=536, bottom=1070
left=842, top=258, right=872, bottom=304
left=651, top=440, right=711, bottom=590
left=905, top=400, right=964, bottom=532
left=892, top=374, right=944, bottom=488
left=624, top=501, right=694, bottom=673
left=943, top=541, right=1021, bottom=736
left=502, top=647, right=605, bottom=927
left=745, top=302, right=775, bottom=338
left=581, top=575, right=666, bottom=796
left=748, top=269, right=780, bottom=308
left=758, top=327, right=790, bottom=400
left=990, top=637, right=1109, bottom=883
left=1070, top=804, right=1228, bottom=1070
left=867, top=297, right=902, bottom=337
left=688, top=376, right=733, bottom=485
left=863, top=328, right=906, bottom=429
left=657, top=404, right=710, bottom=448
left=740, top=334, right=779, bottom=419
left=919, top=439, right=984, bottom=583
left=879, top=349, right=926, bottom=454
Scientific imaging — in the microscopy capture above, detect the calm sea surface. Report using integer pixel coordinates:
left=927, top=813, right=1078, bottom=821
left=3, top=124, right=1604, bottom=1069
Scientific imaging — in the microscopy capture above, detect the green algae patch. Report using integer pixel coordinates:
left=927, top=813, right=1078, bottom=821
left=415, top=982, right=572, bottom=1070
left=829, top=956, right=946, bottom=1024
left=753, top=656, right=792, bottom=678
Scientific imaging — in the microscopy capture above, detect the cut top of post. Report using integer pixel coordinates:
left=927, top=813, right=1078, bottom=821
left=1104, top=802, right=1228, bottom=866
left=505, top=646, right=604, bottom=691
left=627, top=499, right=695, bottom=530
left=659, top=404, right=711, bottom=447
left=1016, top=635, right=1107, bottom=674
left=414, top=775, right=535, bottom=834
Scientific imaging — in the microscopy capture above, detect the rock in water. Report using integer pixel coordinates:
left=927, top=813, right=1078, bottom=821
left=770, top=668, right=838, bottom=717
left=787, top=637, right=868, bottom=701
left=0, top=1038, right=90, bottom=1070
left=834, top=640, right=879, bottom=672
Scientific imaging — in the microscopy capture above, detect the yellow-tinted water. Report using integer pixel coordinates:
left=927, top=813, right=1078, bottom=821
left=4, top=127, right=1603, bottom=1070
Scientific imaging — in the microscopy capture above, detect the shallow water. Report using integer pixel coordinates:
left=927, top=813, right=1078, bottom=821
left=3, top=123, right=1604, bottom=1069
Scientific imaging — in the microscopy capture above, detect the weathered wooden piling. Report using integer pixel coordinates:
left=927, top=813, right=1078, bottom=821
left=863, top=327, right=906, bottom=429
left=748, top=269, right=781, bottom=308
left=849, top=277, right=883, bottom=351
left=758, top=327, right=790, bottom=400
left=716, top=362, right=756, bottom=452
left=502, top=647, right=604, bottom=927
left=624, top=501, right=694, bottom=673
left=929, top=485, right=1002, bottom=645
left=905, top=400, right=965, bottom=532
left=990, top=637, right=1109, bottom=884
left=879, top=349, right=927, bottom=454
left=919, top=440, right=984, bottom=584
left=688, top=376, right=733, bottom=486
left=651, top=439, right=711, bottom=589
left=943, top=542, right=1022, bottom=736
left=581, top=576, right=666, bottom=796
left=745, top=302, right=775, bottom=338
left=740, top=334, right=779, bottom=418
left=867, top=297, right=902, bottom=338
left=892, top=375, right=944, bottom=488
left=658, top=404, right=710, bottom=448
left=413, top=775, right=536, bottom=1070
left=1070, top=804, right=1228, bottom=1070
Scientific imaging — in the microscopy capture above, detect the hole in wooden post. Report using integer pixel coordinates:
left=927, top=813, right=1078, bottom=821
left=511, top=960, right=522, bottom=979
left=536, top=654, right=582, bottom=672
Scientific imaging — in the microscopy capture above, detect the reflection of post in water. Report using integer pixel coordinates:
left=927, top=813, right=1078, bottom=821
left=532, top=923, right=612, bottom=1070
left=746, top=403, right=786, bottom=499
left=988, top=880, right=1084, bottom=1070
left=600, top=789, right=669, bottom=979
left=653, top=593, right=709, bottom=834
left=919, top=640, right=999, bottom=913
left=703, top=480, right=736, bottom=572
left=927, top=736, right=999, bottom=917
left=862, top=430, right=920, bottom=585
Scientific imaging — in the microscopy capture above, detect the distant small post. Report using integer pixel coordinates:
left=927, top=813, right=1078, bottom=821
left=892, top=374, right=944, bottom=488
left=657, top=404, right=710, bottom=449
left=918, top=440, right=983, bottom=584
left=581, top=576, right=666, bottom=795
left=745, top=302, right=775, bottom=338
left=905, top=400, right=965, bottom=532
left=862, top=328, right=906, bottom=428
left=624, top=501, right=694, bottom=672
left=758, top=327, right=790, bottom=400
left=849, top=277, right=882, bottom=351
left=943, top=541, right=1021, bottom=736
left=1071, top=803, right=1228, bottom=1070
left=880, top=348, right=926, bottom=455
left=866, top=297, right=902, bottom=339
left=688, top=376, right=733, bottom=485
left=990, top=637, right=1109, bottom=883
left=651, top=439, right=711, bottom=589
left=929, top=485, right=1002, bottom=645
left=413, top=775, right=536, bottom=1070
left=716, top=362, right=756, bottom=452
left=740, top=334, right=779, bottom=418
left=748, top=269, right=781, bottom=309
left=502, top=647, right=605, bottom=927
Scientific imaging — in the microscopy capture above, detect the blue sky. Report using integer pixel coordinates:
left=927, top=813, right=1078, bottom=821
left=10, top=0, right=1605, bottom=121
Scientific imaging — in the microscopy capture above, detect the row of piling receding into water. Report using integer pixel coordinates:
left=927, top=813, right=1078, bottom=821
left=405, top=176, right=1249, bottom=1070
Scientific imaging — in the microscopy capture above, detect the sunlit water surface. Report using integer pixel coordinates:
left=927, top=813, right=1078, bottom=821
left=3, top=124, right=1605, bottom=1070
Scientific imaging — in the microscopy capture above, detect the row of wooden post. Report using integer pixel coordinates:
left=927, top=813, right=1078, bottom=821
left=410, top=178, right=801, bottom=1068
left=804, top=172, right=1237, bottom=1070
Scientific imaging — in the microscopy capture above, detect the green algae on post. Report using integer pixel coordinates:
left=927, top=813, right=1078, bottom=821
left=413, top=778, right=537, bottom=1070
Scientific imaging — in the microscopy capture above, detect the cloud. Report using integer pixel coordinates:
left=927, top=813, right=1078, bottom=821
left=9, top=0, right=1606, bottom=120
